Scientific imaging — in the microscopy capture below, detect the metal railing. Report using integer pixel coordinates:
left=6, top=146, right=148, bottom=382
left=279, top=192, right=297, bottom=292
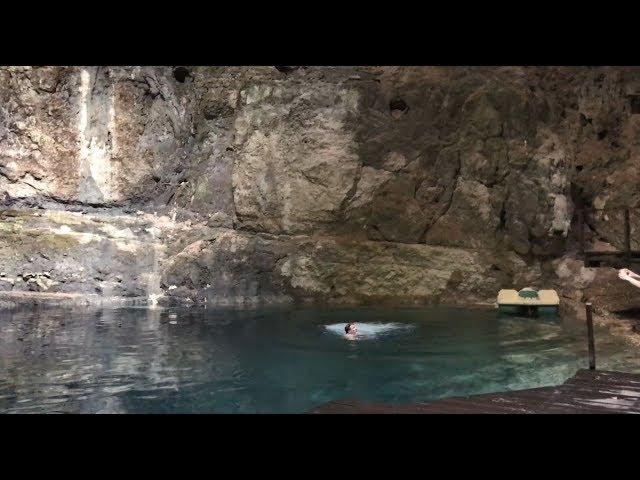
left=578, top=207, right=637, bottom=264
left=585, top=302, right=596, bottom=370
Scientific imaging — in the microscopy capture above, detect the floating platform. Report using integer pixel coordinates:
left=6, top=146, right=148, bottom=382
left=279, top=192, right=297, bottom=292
left=497, top=288, right=559, bottom=316
left=310, top=369, right=640, bottom=414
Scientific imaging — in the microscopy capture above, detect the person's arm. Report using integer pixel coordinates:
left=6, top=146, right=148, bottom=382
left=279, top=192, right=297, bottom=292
left=623, top=275, right=640, bottom=289
left=619, top=269, right=640, bottom=280
left=628, top=270, right=640, bottom=280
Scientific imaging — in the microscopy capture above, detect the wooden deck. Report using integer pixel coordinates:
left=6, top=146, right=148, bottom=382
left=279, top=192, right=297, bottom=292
left=310, top=369, right=640, bottom=414
left=578, top=206, right=638, bottom=268
left=584, top=250, right=640, bottom=268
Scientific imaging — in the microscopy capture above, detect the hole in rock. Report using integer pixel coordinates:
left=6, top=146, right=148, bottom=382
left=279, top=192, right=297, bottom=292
left=630, top=95, right=640, bottom=114
left=597, top=130, right=608, bottom=140
left=576, top=165, right=584, bottom=172
left=274, top=66, right=298, bottom=74
left=615, top=309, right=640, bottom=325
left=579, top=113, right=592, bottom=127
left=389, top=98, right=409, bottom=118
left=173, top=67, right=190, bottom=83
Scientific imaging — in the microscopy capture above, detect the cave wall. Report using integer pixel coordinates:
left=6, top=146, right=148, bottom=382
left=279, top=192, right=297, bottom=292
left=1, top=66, right=639, bottom=309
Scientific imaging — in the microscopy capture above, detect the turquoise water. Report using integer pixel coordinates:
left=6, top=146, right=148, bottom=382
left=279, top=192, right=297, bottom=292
left=1, top=306, right=639, bottom=413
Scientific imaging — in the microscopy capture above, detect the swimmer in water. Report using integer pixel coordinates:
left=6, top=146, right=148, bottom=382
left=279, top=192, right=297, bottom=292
left=619, top=268, right=640, bottom=289
left=344, top=322, right=357, bottom=340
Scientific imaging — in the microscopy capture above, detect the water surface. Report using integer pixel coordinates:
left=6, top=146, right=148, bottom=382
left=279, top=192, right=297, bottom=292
left=1, top=306, right=639, bottom=413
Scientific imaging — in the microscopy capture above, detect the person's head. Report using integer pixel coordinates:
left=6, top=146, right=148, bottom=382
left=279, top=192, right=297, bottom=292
left=345, top=323, right=357, bottom=335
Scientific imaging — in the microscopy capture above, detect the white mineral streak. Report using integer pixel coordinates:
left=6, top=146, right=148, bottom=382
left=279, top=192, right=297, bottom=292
left=146, top=227, right=165, bottom=309
left=78, top=68, right=116, bottom=203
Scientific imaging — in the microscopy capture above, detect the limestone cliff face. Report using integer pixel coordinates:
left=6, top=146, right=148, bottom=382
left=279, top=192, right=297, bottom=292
left=1, top=66, right=639, bottom=310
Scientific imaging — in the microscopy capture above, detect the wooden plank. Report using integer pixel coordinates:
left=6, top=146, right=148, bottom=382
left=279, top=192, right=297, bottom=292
left=412, top=398, right=536, bottom=414
left=406, top=402, right=505, bottom=414
left=311, top=400, right=430, bottom=414
left=412, top=386, right=558, bottom=412
left=416, top=397, right=533, bottom=414
left=570, top=369, right=640, bottom=385
left=312, top=398, right=628, bottom=414
left=478, top=393, right=599, bottom=413
left=467, top=389, right=558, bottom=407
left=567, top=372, right=640, bottom=387
left=313, top=398, right=513, bottom=414
left=428, top=398, right=542, bottom=414
left=421, top=395, right=610, bottom=414
left=310, top=369, right=640, bottom=414
left=569, top=397, right=640, bottom=412
left=316, top=399, right=500, bottom=414
left=310, top=401, right=388, bottom=414
left=313, top=394, right=616, bottom=414
left=564, top=377, right=640, bottom=395
left=551, top=387, right=640, bottom=407
left=546, top=404, right=624, bottom=414
left=316, top=388, right=560, bottom=414
left=554, top=381, right=640, bottom=399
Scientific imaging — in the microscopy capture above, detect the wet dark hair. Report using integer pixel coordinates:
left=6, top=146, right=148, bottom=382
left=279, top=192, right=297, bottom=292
left=345, top=323, right=354, bottom=333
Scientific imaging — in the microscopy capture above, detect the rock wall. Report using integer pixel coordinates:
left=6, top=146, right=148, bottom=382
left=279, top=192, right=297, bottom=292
left=1, top=66, right=639, bottom=310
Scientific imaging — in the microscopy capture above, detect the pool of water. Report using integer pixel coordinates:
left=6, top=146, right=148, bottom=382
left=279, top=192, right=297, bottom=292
left=1, top=305, right=639, bottom=413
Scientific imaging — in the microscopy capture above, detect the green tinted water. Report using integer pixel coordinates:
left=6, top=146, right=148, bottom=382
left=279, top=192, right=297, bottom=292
left=1, top=306, right=639, bottom=413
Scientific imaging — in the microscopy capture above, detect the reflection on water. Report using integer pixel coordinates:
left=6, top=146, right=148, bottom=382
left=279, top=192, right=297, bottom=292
left=1, top=305, right=639, bottom=413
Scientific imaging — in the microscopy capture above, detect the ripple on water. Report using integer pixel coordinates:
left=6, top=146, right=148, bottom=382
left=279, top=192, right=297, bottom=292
left=2, top=306, right=640, bottom=413
left=324, top=322, right=414, bottom=338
